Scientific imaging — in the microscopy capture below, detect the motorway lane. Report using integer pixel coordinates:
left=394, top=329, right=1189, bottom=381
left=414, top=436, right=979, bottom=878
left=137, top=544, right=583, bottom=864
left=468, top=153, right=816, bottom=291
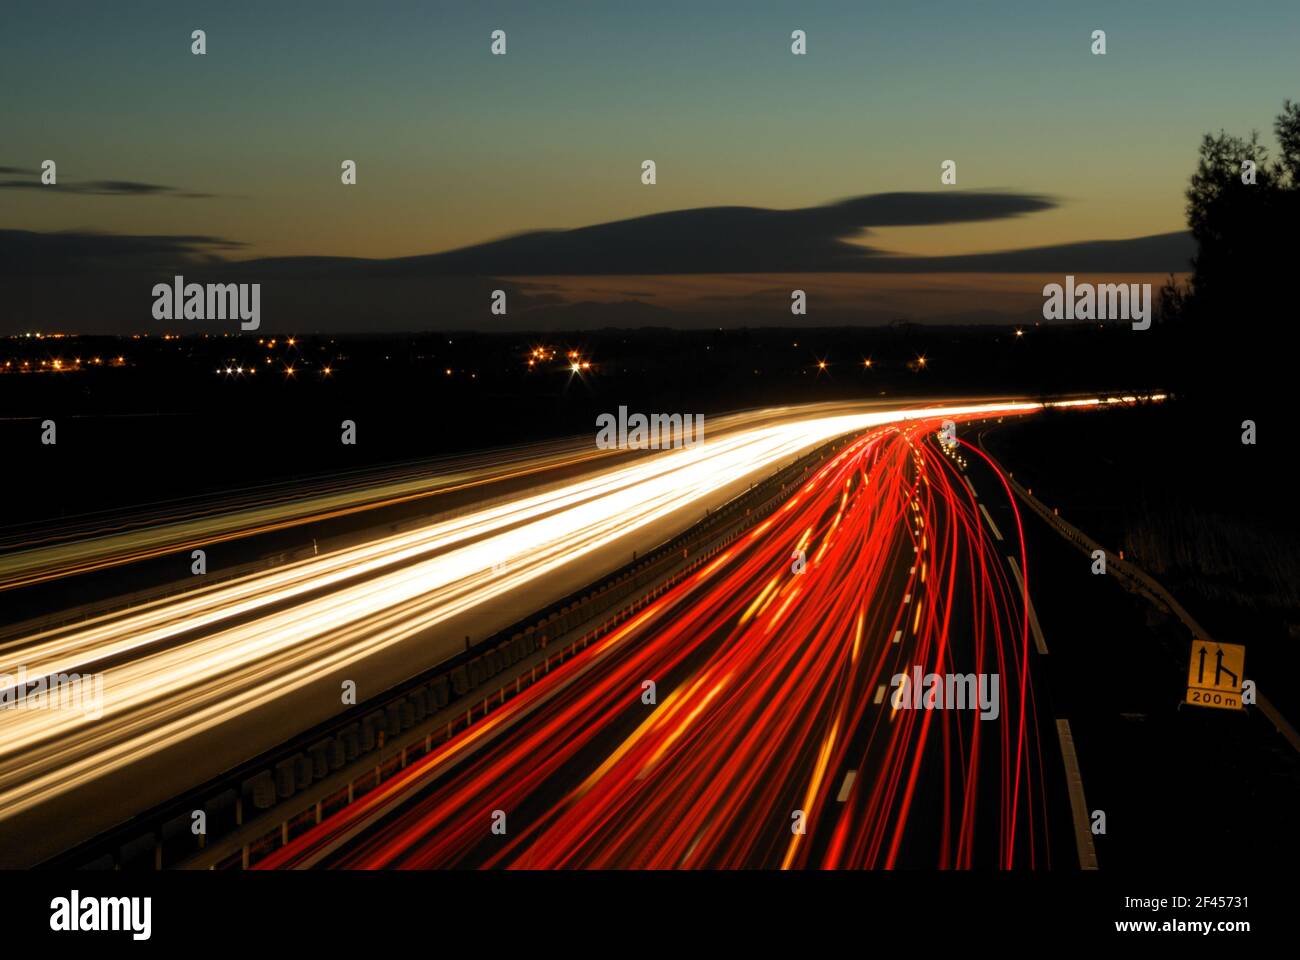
left=0, top=437, right=613, bottom=591
left=1, top=400, right=1015, bottom=625
left=0, top=405, right=869, bottom=594
left=973, top=421, right=1300, bottom=869
left=0, top=399, right=1043, bottom=867
left=261, top=411, right=1067, bottom=869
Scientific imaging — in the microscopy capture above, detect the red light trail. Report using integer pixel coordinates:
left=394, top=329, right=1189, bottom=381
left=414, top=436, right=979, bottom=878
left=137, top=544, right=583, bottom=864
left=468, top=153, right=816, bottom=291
left=262, top=411, right=1051, bottom=869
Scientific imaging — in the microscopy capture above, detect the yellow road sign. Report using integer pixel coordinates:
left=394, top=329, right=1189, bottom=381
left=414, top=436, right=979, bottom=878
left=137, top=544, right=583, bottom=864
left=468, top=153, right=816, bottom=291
left=1186, top=640, right=1245, bottom=711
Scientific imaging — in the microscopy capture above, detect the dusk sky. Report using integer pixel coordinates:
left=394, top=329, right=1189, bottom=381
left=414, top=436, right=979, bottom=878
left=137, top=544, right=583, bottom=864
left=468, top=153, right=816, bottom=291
left=6, top=1, right=1297, bottom=257
left=3, top=1, right=1297, bottom=331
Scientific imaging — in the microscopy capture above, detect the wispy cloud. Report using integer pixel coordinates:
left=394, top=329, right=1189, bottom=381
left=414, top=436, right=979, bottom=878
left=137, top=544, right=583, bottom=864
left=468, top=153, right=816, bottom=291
left=0, top=229, right=246, bottom=277
left=0, top=165, right=217, bottom=199
left=403, top=191, right=1060, bottom=275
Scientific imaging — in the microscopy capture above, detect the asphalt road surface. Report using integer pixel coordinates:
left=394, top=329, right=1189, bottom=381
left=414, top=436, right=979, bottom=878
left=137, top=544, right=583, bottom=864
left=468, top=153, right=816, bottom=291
left=260, top=411, right=1079, bottom=868
left=0, top=397, right=1043, bottom=866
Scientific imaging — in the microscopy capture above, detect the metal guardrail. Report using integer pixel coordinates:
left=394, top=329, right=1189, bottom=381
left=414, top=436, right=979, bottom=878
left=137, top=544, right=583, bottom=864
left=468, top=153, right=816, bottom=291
left=977, top=433, right=1300, bottom=757
left=50, top=433, right=856, bottom=870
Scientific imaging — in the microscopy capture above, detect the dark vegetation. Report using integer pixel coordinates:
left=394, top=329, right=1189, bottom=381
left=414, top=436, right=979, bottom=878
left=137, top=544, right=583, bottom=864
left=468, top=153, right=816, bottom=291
left=991, top=99, right=1300, bottom=700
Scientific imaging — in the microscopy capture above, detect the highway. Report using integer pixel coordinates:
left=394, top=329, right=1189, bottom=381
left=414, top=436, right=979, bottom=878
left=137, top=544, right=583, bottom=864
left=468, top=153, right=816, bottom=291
left=259, top=410, right=1062, bottom=868
left=0, top=436, right=614, bottom=591
left=0, top=401, right=1014, bottom=598
left=0, top=398, right=1046, bottom=866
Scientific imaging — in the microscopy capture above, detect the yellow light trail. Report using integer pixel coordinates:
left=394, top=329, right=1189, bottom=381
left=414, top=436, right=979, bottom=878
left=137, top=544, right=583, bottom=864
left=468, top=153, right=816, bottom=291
left=0, top=398, right=1060, bottom=836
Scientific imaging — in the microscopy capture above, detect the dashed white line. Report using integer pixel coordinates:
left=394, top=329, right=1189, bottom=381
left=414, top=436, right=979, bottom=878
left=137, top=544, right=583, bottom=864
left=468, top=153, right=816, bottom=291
left=873, top=684, right=887, bottom=705
left=892, top=629, right=902, bottom=645
left=836, top=770, right=857, bottom=802
left=978, top=503, right=1004, bottom=541
left=1007, top=556, right=1048, bottom=655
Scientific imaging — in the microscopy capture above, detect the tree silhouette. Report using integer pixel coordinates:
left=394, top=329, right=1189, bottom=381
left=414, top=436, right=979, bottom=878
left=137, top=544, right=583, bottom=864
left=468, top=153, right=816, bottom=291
left=1164, top=99, right=1298, bottom=408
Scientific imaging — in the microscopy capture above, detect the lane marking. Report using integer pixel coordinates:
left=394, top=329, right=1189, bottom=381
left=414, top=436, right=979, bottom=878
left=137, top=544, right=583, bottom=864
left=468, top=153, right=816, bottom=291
left=963, top=474, right=979, bottom=498
left=1056, top=719, right=1099, bottom=870
left=873, top=684, right=886, bottom=705
left=978, top=503, right=1004, bottom=541
left=892, top=629, right=902, bottom=645
left=836, top=770, right=857, bottom=803
left=902, top=593, right=911, bottom=604
left=1006, top=556, right=1048, bottom=655
left=276, top=600, right=669, bottom=868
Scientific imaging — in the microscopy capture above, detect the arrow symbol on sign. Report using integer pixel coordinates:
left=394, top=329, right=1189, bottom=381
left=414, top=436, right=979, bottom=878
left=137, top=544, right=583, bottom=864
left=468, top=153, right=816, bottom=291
left=1215, top=648, right=1238, bottom=687
left=1197, top=645, right=1207, bottom=684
